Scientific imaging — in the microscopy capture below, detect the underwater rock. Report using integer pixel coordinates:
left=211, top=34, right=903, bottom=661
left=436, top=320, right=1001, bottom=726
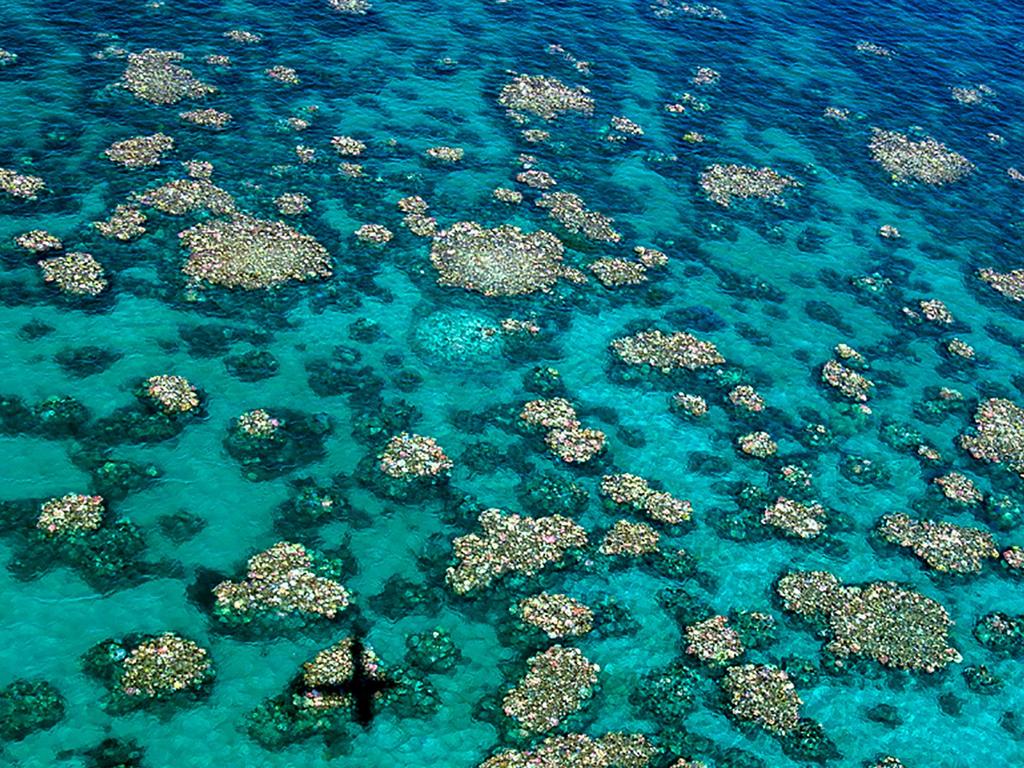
left=225, top=408, right=332, bottom=481
left=0, top=680, right=65, bottom=741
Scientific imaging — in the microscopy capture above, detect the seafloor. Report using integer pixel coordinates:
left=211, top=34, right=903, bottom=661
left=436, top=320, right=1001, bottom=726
left=1, top=0, right=1024, bottom=766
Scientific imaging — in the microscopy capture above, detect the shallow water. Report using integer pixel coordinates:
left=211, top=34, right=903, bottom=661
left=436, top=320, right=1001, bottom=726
left=2, top=0, right=1024, bottom=766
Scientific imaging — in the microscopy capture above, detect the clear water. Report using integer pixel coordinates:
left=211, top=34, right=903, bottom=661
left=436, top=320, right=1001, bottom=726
left=1, top=0, right=1024, bottom=766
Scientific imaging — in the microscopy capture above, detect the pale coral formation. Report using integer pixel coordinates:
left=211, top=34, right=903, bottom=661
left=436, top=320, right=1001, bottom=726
left=431, top=222, right=567, bottom=296
left=37, top=494, right=105, bottom=536
left=821, top=359, right=874, bottom=401
left=762, top=497, right=826, bottom=539
left=236, top=409, right=280, bottom=439
left=446, top=508, right=588, bottom=594
left=700, top=164, right=799, bottom=207
left=121, top=634, right=212, bottom=697
left=180, top=216, right=331, bottom=289
left=275, top=192, right=311, bottom=216
left=600, top=473, right=693, bottom=524
left=180, top=108, right=233, bottom=129
left=354, top=224, right=393, bottom=244
left=933, top=472, right=983, bottom=505
left=0, top=167, right=46, bottom=200
left=425, top=145, right=464, bottom=163
left=589, top=258, right=648, bottom=288
left=498, top=74, right=595, bottom=120
left=38, top=253, right=107, bottom=296
left=738, top=431, right=777, bottom=458
left=877, top=513, right=998, bottom=573
left=93, top=205, right=147, bottom=241
left=479, top=733, right=654, bottom=768
left=776, top=571, right=961, bottom=671
left=960, top=398, right=1024, bottom=479
left=536, top=192, right=620, bottom=243
left=138, top=179, right=236, bottom=215
left=331, top=135, right=366, bottom=156
left=120, top=49, right=216, bottom=105
left=104, top=133, right=174, bottom=168
left=213, top=542, right=351, bottom=620
left=869, top=129, right=973, bottom=185
left=143, top=375, right=201, bottom=414
left=502, top=645, right=599, bottom=733
left=611, top=330, right=725, bottom=371
left=15, top=230, right=62, bottom=252
left=685, top=615, right=744, bottom=664
left=378, top=433, right=453, bottom=479
left=600, top=520, right=660, bottom=556
left=519, top=593, right=594, bottom=639
left=721, top=664, right=801, bottom=735
left=978, top=268, right=1024, bottom=303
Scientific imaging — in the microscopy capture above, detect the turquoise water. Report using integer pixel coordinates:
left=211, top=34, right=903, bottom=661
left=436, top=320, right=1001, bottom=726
left=2, top=0, right=1024, bottom=765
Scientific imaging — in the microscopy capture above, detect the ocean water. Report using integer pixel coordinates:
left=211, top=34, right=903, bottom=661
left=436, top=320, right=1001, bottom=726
left=1, top=0, right=1024, bottom=766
